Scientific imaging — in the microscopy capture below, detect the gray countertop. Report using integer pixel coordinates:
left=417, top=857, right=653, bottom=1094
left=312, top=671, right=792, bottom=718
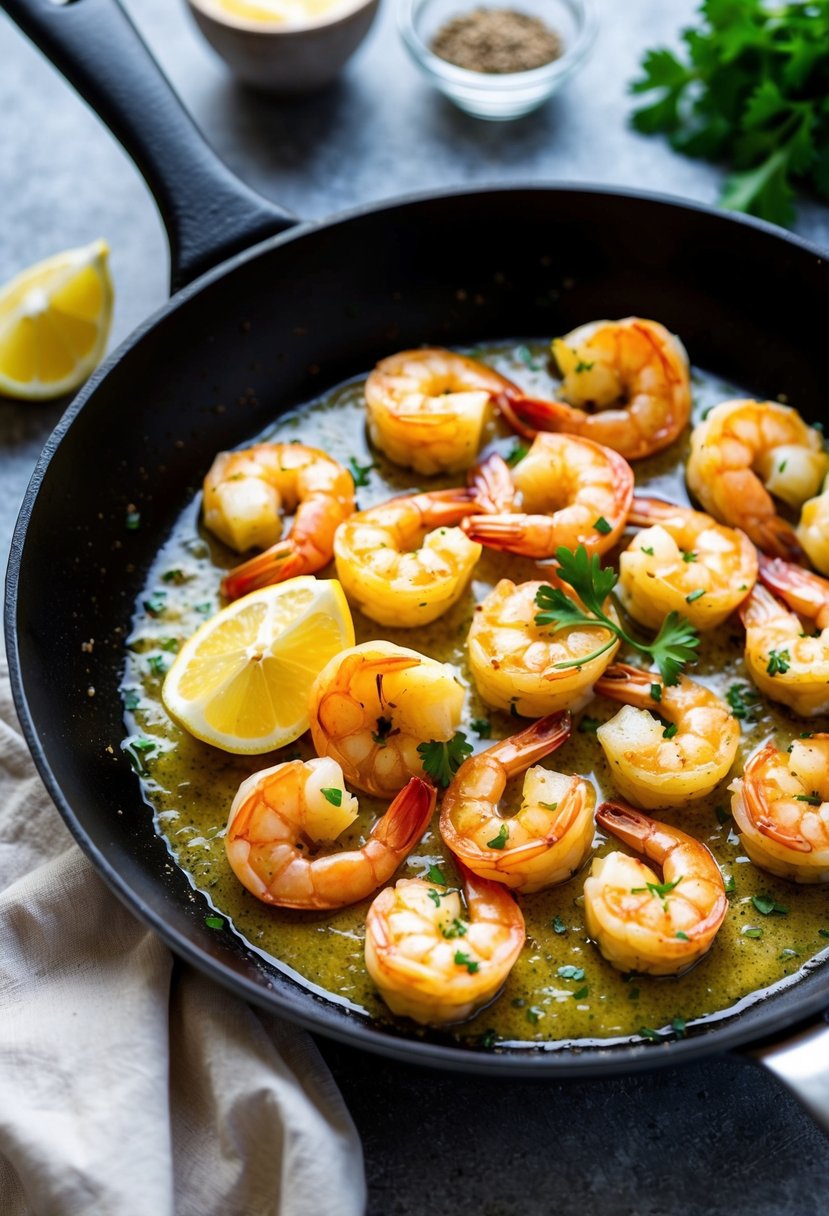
left=2, top=0, right=828, bottom=1211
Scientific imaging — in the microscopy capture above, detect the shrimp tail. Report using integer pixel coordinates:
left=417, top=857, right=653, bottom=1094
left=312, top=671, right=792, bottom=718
left=468, top=453, right=516, bottom=514
left=487, top=710, right=572, bottom=776
left=594, top=663, right=657, bottom=706
left=371, top=777, right=437, bottom=852
left=407, top=487, right=479, bottom=528
left=750, top=514, right=806, bottom=564
left=499, top=394, right=580, bottom=439
left=758, top=554, right=829, bottom=630
left=627, top=496, right=683, bottom=528
left=461, top=513, right=555, bottom=557
left=595, top=800, right=656, bottom=852
left=220, top=540, right=311, bottom=600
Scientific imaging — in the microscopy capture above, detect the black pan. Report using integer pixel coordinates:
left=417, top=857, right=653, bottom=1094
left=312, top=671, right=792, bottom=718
left=5, top=0, right=829, bottom=1115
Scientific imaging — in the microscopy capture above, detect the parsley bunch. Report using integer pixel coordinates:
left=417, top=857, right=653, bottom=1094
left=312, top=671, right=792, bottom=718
left=534, top=545, right=699, bottom=685
left=630, top=0, right=829, bottom=226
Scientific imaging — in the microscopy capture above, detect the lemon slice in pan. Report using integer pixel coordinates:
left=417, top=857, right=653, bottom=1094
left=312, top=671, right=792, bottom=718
left=162, top=577, right=354, bottom=754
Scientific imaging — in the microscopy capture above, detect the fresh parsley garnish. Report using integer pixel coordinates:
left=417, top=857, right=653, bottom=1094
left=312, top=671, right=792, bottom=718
left=726, top=682, right=762, bottom=722
left=534, top=545, right=699, bottom=685
left=454, top=951, right=479, bottom=974
left=321, top=787, right=343, bottom=807
left=795, top=794, right=822, bottom=805
left=742, top=926, right=763, bottom=939
left=204, top=915, right=224, bottom=930
left=632, top=877, right=682, bottom=900
left=574, top=360, right=594, bottom=373
left=650, top=683, right=662, bottom=703
left=752, top=895, right=789, bottom=916
left=681, top=550, right=697, bottom=563
left=147, top=655, right=169, bottom=677
left=630, top=1, right=829, bottom=227
left=486, top=823, right=510, bottom=850
left=557, top=965, right=585, bottom=981
left=552, top=916, right=567, bottom=935
left=594, top=515, right=612, bottom=535
left=470, top=717, right=492, bottom=738
left=578, top=715, right=601, bottom=734
left=143, top=590, right=167, bottom=617
left=675, top=931, right=690, bottom=941
left=685, top=588, right=705, bottom=604
left=442, top=917, right=468, bottom=940
left=427, top=864, right=447, bottom=886
left=671, top=1016, right=687, bottom=1038
left=347, top=456, right=375, bottom=487
left=417, top=732, right=473, bottom=787
left=123, top=688, right=141, bottom=712
left=572, top=986, right=589, bottom=1000
left=505, top=441, right=529, bottom=468
left=539, top=800, right=559, bottom=812
left=662, top=722, right=678, bottom=739
left=766, top=648, right=791, bottom=676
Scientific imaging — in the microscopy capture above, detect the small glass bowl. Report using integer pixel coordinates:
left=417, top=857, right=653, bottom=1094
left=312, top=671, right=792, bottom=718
left=399, top=0, right=597, bottom=121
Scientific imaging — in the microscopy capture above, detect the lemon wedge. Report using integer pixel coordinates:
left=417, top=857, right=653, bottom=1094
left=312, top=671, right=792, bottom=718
left=0, top=239, right=113, bottom=400
left=162, top=577, right=354, bottom=754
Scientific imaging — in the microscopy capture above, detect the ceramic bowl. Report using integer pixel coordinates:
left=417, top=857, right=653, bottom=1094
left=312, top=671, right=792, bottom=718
left=186, top=0, right=381, bottom=93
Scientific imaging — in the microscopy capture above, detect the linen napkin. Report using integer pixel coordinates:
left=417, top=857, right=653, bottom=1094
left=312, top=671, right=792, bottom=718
left=0, top=647, right=366, bottom=1216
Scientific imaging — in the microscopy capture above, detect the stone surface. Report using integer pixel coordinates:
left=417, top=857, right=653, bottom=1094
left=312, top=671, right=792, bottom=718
left=1, top=0, right=828, bottom=1211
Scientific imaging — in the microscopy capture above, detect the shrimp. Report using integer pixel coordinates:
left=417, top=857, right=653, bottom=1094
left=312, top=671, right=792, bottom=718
left=740, top=557, right=829, bottom=717
left=462, top=432, right=634, bottom=559
left=467, top=576, right=620, bottom=717
left=797, top=473, right=829, bottom=575
left=594, top=664, right=739, bottom=809
left=225, top=756, right=435, bottom=909
left=584, top=800, right=727, bottom=975
left=440, top=713, right=595, bottom=893
left=364, top=348, right=546, bottom=476
left=686, top=399, right=828, bottom=561
left=334, top=487, right=481, bottom=627
left=308, top=640, right=465, bottom=798
left=201, top=443, right=355, bottom=601
left=364, top=861, right=525, bottom=1025
left=505, top=318, right=691, bottom=460
left=618, top=496, right=757, bottom=631
left=730, top=738, right=829, bottom=883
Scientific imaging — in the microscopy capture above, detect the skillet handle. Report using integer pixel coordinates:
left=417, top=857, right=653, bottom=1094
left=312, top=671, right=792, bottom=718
left=2, top=0, right=297, bottom=291
left=747, top=1011, right=829, bottom=1135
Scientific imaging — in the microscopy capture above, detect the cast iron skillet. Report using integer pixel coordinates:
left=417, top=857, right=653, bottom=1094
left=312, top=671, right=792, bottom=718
left=4, top=0, right=829, bottom=1120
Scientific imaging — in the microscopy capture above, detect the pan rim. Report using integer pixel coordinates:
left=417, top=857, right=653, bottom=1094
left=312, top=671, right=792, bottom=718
left=6, top=181, right=829, bottom=1075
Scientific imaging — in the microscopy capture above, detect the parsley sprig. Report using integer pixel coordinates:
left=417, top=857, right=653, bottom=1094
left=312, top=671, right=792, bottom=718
left=630, top=0, right=829, bottom=227
left=417, top=731, right=473, bottom=788
left=534, top=545, right=699, bottom=685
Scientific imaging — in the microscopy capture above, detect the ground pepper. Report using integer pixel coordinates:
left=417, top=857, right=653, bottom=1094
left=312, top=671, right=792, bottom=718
left=430, top=7, right=563, bottom=74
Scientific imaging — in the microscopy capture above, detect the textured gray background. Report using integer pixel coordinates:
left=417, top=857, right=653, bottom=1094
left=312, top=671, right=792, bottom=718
left=1, top=0, right=828, bottom=1211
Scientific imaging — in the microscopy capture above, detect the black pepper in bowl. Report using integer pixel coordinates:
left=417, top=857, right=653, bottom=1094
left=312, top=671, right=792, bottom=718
left=430, top=7, right=563, bottom=74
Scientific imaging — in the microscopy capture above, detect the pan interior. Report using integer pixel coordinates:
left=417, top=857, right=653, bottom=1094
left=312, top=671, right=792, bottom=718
left=9, top=188, right=829, bottom=1073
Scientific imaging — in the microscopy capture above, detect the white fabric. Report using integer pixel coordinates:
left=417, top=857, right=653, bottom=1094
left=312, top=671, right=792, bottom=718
left=0, top=650, right=366, bottom=1216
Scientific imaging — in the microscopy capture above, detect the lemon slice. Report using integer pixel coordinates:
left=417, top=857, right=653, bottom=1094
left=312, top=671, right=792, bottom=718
left=0, top=239, right=113, bottom=400
left=162, top=577, right=355, bottom=754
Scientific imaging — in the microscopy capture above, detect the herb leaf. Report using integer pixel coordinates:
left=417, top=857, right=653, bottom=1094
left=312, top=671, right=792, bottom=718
left=534, top=545, right=699, bottom=685
left=417, top=732, right=473, bottom=788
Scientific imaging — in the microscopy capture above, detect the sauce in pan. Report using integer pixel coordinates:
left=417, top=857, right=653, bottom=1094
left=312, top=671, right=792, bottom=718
left=122, top=341, right=829, bottom=1048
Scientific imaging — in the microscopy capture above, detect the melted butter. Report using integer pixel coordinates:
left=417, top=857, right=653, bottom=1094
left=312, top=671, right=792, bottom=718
left=212, top=0, right=354, bottom=25
left=123, top=341, right=829, bottom=1049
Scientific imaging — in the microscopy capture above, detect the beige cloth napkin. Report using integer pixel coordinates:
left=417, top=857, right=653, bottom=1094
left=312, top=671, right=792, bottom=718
left=0, top=650, right=366, bottom=1216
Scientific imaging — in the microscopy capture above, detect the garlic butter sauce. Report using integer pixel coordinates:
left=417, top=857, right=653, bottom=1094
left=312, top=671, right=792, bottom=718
left=122, top=341, right=829, bottom=1048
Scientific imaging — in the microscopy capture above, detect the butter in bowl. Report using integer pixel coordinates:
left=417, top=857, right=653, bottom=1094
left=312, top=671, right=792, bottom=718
left=186, top=0, right=381, bottom=93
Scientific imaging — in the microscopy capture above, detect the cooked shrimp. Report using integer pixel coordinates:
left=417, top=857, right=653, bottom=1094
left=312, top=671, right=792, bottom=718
left=740, top=558, right=829, bottom=717
left=334, top=487, right=481, bottom=627
left=686, top=399, right=828, bottom=561
left=797, top=473, right=829, bottom=575
left=467, top=577, right=620, bottom=717
left=595, top=664, right=739, bottom=809
left=583, top=800, right=727, bottom=975
left=462, top=432, right=634, bottom=559
left=364, top=861, right=525, bottom=1025
left=308, top=640, right=465, bottom=798
left=365, top=348, right=545, bottom=476
left=730, top=738, right=829, bottom=883
left=225, top=757, right=435, bottom=909
left=202, top=443, right=355, bottom=601
left=440, top=713, right=595, bottom=893
left=618, top=497, right=757, bottom=631
left=505, top=318, right=691, bottom=460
